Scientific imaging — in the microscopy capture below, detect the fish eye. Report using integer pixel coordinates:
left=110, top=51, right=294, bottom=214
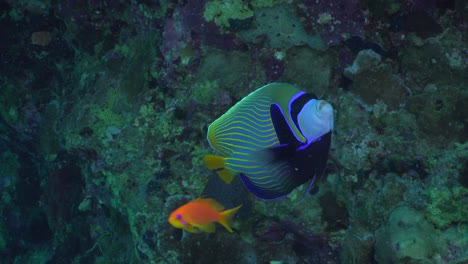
left=175, top=214, right=189, bottom=226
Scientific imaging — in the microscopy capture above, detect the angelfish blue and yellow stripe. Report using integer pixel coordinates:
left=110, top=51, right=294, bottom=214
left=204, top=83, right=334, bottom=199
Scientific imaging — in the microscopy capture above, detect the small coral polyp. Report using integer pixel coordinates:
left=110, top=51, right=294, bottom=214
left=203, top=0, right=254, bottom=28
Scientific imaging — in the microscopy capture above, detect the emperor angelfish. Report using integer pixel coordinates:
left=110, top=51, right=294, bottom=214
left=203, top=83, right=334, bottom=199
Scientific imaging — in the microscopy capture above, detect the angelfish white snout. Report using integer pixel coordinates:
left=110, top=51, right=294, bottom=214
left=298, top=99, right=334, bottom=143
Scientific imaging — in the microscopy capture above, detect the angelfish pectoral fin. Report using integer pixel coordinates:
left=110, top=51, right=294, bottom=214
left=296, top=173, right=317, bottom=205
left=203, top=155, right=235, bottom=184
left=252, top=144, right=296, bottom=166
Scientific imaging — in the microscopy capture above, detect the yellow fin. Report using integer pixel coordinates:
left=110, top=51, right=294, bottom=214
left=183, top=225, right=200, bottom=233
left=217, top=169, right=235, bottom=184
left=195, top=222, right=216, bottom=233
left=218, top=205, right=242, bottom=233
left=203, top=155, right=235, bottom=184
left=203, top=155, right=224, bottom=170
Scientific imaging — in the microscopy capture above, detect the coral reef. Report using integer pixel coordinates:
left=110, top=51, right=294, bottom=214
left=203, top=0, right=254, bottom=29
left=238, top=4, right=325, bottom=51
left=375, top=206, right=445, bottom=263
left=0, top=0, right=466, bottom=263
left=344, top=49, right=409, bottom=109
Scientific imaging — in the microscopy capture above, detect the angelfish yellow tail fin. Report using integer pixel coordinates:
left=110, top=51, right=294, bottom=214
left=203, top=155, right=235, bottom=184
left=218, top=205, right=242, bottom=233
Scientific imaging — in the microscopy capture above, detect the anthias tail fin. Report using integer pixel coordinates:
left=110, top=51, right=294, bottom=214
left=219, top=205, right=242, bottom=233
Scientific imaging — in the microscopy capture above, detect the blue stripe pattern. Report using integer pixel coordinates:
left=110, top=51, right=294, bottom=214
left=208, top=94, right=298, bottom=195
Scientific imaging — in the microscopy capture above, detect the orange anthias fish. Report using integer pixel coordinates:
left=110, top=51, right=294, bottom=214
left=168, top=198, right=242, bottom=233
